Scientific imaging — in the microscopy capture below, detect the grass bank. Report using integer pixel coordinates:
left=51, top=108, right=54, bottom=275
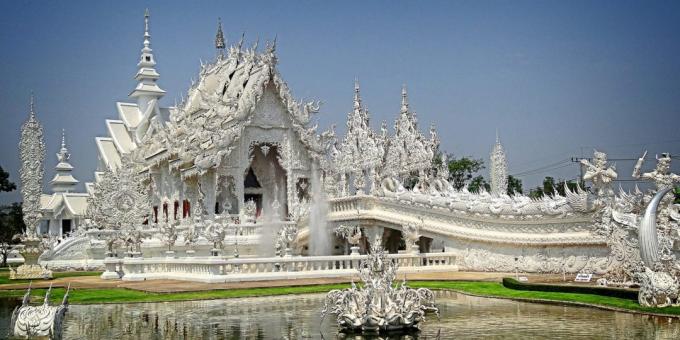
left=413, top=281, right=680, bottom=316
left=0, top=283, right=350, bottom=304
left=0, top=271, right=101, bottom=285
left=0, top=279, right=678, bottom=317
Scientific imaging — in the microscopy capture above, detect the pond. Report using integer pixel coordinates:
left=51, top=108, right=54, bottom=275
left=1, top=290, right=679, bottom=339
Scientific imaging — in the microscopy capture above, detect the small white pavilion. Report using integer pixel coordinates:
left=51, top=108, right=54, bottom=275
left=38, top=131, right=88, bottom=236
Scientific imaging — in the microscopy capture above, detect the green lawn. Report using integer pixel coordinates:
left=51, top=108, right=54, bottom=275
left=0, top=279, right=678, bottom=317
left=412, top=281, right=680, bottom=316
left=0, top=283, right=350, bottom=304
left=0, top=271, right=101, bottom=285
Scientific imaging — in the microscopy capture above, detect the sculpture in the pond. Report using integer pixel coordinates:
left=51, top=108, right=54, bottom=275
left=321, top=237, right=438, bottom=333
left=10, top=283, right=70, bottom=339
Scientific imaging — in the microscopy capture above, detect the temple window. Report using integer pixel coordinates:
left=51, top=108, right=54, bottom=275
left=182, top=199, right=190, bottom=218
left=173, top=201, right=179, bottom=220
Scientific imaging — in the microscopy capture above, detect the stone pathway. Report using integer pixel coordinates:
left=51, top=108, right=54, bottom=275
left=0, top=271, right=568, bottom=293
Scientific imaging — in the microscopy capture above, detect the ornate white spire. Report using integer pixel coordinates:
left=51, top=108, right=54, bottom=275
left=490, top=131, right=508, bottom=195
left=215, top=17, right=226, bottom=58
left=336, top=80, right=383, bottom=194
left=129, top=8, right=165, bottom=112
left=19, top=93, right=46, bottom=236
left=50, top=129, right=78, bottom=193
left=400, top=84, right=409, bottom=115
left=353, top=78, right=362, bottom=111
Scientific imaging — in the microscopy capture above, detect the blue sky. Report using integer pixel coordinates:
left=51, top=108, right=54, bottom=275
left=1, top=1, right=679, bottom=203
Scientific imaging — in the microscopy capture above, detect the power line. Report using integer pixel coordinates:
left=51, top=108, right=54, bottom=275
left=511, top=159, right=571, bottom=176
left=511, top=161, right=574, bottom=178
left=579, top=138, right=680, bottom=149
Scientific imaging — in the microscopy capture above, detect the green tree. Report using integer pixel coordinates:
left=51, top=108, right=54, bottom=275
left=446, top=154, right=486, bottom=190
left=528, top=177, right=582, bottom=199
left=0, top=203, right=25, bottom=266
left=0, top=166, right=23, bottom=266
left=507, top=175, right=523, bottom=196
left=0, top=166, right=15, bottom=192
left=468, top=175, right=491, bottom=193
left=542, top=176, right=556, bottom=196
left=528, top=187, right=544, bottom=199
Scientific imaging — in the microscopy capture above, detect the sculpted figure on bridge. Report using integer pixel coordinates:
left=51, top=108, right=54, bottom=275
left=581, top=150, right=617, bottom=201
left=633, top=152, right=680, bottom=191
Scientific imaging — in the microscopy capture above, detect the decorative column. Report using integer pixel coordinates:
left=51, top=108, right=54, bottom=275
left=490, top=131, right=508, bottom=196
left=13, top=94, right=52, bottom=279
left=199, top=170, right=217, bottom=220
left=235, top=170, right=245, bottom=216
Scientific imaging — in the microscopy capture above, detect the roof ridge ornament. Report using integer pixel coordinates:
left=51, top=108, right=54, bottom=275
left=237, top=32, right=245, bottom=50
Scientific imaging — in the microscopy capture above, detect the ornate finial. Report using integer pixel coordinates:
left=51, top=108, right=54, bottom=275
left=29, top=91, right=36, bottom=118
left=496, top=129, right=500, bottom=144
left=400, top=84, right=409, bottom=114
left=215, top=17, right=226, bottom=55
left=144, top=8, right=150, bottom=38
left=353, top=78, right=361, bottom=110
left=57, top=129, right=70, bottom=163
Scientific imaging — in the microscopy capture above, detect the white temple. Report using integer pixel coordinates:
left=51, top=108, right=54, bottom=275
left=24, top=10, right=679, bottom=298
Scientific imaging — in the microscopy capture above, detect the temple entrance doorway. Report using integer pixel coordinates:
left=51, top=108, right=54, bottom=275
left=245, top=143, right=288, bottom=219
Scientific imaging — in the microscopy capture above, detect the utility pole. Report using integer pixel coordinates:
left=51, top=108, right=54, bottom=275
left=570, top=157, right=589, bottom=182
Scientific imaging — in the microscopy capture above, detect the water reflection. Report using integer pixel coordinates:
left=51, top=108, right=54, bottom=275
left=1, top=291, right=679, bottom=339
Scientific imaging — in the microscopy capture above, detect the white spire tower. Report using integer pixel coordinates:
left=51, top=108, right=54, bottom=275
left=215, top=17, right=226, bottom=58
left=400, top=84, right=409, bottom=115
left=50, top=129, right=79, bottom=193
left=490, top=130, right=508, bottom=195
left=129, top=8, right=165, bottom=113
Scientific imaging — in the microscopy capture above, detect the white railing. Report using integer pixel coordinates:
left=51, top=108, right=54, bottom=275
left=115, top=252, right=457, bottom=283
left=326, top=195, right=604, bottom=246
